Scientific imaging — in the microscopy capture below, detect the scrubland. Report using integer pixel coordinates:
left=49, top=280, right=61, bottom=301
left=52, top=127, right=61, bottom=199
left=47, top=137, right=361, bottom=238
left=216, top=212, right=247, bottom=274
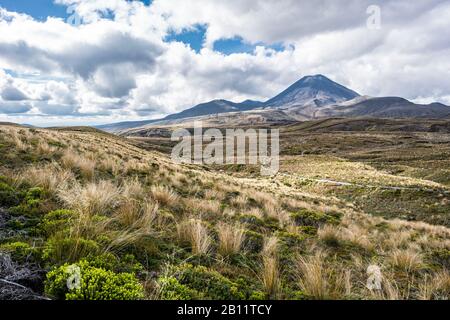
left=0, top=125, right=449, bottom=300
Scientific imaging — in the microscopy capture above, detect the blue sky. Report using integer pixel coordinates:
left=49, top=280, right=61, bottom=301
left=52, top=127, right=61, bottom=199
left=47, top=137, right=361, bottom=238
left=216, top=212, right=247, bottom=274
left=0, top=0, right=152, bottom=19
left=0, top=0, right=272, bottom=55
left=0, top=0, right=68, bottom=20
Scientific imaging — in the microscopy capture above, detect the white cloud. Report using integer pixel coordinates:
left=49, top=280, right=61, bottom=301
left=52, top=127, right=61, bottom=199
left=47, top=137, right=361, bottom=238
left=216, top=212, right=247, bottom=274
left=0, top=0, right=449, bottom=124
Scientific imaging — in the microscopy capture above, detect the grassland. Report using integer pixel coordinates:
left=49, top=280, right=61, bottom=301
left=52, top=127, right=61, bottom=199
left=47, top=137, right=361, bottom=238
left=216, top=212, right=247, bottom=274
left=0, top=122, right=449, bottom=300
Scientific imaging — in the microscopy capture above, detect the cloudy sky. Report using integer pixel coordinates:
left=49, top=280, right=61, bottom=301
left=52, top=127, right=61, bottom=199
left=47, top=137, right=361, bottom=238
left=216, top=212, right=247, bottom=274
left=0, top=0, right=449, bottom=126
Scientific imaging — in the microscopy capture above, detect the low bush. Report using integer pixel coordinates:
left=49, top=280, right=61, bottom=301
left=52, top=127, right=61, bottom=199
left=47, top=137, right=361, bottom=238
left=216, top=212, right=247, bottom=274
left=39, top=209, right=74, bottom=236
left=42, top=237, right=100, bottom=265
left=0, top=179, right=19, bottom=206
left=158, top=276, right=199, bottom=300
left=45, top=259, right=144, bottom=300
left=290, top=209, right=340, bottom=228
left=0, top=241, right=37, bottom=261
left=9, top=187, right=46, bottom=217
left=243, top=230, right=264, bottom=253
left=164, top=264, right=246, bottom=300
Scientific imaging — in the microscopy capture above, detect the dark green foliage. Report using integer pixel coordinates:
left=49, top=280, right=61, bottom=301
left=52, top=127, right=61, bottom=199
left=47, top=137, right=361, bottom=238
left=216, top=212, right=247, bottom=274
left=243, top=230, right=264, bottom=253
left=158, top=276, right=199, bottom=300
left=298, top=225, right=317, bottom=236
left=290, top=209, right=340, bottom=228
left=238, top=215, right=266, bottom=231
left=0, top=179, right=19, bottom=206
left=9, top=187, right=46, bottom=217
left=0, top=241, right=37, bottom=261
left=276, top=231, right=305, bottom=256
left=45, top=259, right=144, bottom=300
left=248, top=291, right=267, bottom=300
left=42, top=237, right=100, bottom=265
left=163, top=264, right=246, bottom=300
left=39, top=209, right=74, bottom=236
left=87, top=253, right=144, bottom=274
left=428, top=249, right=450, bottom=269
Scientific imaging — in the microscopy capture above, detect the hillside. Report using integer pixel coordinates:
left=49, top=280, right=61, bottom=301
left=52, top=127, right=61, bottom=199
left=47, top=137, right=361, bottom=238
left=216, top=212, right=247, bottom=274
left=1, top=124, right=448, bottom=300
left=319, top=97, right=450, bottom=119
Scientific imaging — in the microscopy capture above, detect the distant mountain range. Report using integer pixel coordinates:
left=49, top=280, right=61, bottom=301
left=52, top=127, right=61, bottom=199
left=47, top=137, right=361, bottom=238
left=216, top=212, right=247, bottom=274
left=97, top=75, right=450, bottom=133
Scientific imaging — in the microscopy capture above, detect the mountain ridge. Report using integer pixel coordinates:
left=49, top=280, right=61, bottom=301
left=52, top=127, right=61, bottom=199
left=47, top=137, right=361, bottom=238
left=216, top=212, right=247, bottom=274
left=97, top=74, right=450, bottom=133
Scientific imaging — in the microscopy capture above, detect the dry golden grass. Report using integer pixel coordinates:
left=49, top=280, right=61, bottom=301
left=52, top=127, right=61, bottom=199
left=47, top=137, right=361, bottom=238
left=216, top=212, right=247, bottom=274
left=58, top=180, right=122, bottom=217
left=261, top=256, right=280, bottom=298
left=106, top=201, right=158, bottom=251
left=231, top=194, right=248, bottom=208
left=99, top=157, right=121, bottom=175
left=19, top=164, right=75, bottom=193
left=318, top=225, right=341, bottom=247
left=389, top=248, right=424, bottom=273
left=36, top=141, right=57, bottom=155
left=260, top=235, right=280, bottom=298
left=113, top=199, right=158, bottom=232
left=262, top=236, right=279, bottom=258
left=121, top=178, right=146, bottom=201
left=124, top=159, right=151, bottom=174
left=61, top=148, right=96, bottom=180
left=150, top=185, right=179, bottom=206
left=204, top=189, right=225, bottom=201
left=217, top=222, right=245, bottom=256
left=247, top=207, right=264, bottom=219
left=295, top=252, right=330, bottom=299
left=176, top=218, right=211, bottom=255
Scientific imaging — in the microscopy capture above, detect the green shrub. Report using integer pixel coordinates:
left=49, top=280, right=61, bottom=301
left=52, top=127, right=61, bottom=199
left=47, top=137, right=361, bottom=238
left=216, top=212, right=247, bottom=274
left=238, top=215, right=266, bottom=232
left=0, top=180, right=19, bottom=206
left=39, top=209, right=74, bottom=236
left=45, top=260, right=144, bottom=300
left=158, top=276, right=199, bottom=300
left=87, top=253, right=143, bottom=274
left=9, top=187, right=46, bottom=217
left=0, top=241, right=36, bottom=261
left=290, top=209, right=340, bottom=228
left=276, top=231, right=305, bottom=260
left=243, top=230, right=264, bottom=253
left=167, top=264, right=246, bottom=300
left=249, top=291, right=267, bottom=300
left=42, top=237, right=100, bottom=265
left=429, top=249, right=450, bottom=269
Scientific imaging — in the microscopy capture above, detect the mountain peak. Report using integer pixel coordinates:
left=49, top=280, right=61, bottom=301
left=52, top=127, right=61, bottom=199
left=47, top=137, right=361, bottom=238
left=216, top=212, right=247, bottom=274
left=265, top=74, right=360, bottom=108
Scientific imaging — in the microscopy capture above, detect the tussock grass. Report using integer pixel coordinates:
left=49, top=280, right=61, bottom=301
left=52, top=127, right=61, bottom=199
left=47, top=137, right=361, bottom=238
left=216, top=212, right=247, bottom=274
left=318, top=225, right=341, bottom=248
left=177, top=219, right=211, bottom=255
left=19, top=165, right=75, bottom=193
left=61, top=149, right=96, bottom=180
left=390, top=248, right=424, bottom=273
left=150, top=185, right=179, bottom=206
left=58, top=180, right=122, bottom=217
left=260, top=235, right=280, bottom=298
left=217, top=222, right=245, bottom=256
left=261, top=256, right=280, bottom=298
left=295, top=252, right=329, bottom=299
left=36, top=141, right=57, bottom=155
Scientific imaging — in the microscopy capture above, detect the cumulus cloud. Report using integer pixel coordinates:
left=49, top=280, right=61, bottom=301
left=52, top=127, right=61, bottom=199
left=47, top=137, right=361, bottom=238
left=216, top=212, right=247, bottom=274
left=0, top=101, right=32, bottom=114
left=1, top=85, right=29, bottom=101
left=0, top=0, right=449, bottom=124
